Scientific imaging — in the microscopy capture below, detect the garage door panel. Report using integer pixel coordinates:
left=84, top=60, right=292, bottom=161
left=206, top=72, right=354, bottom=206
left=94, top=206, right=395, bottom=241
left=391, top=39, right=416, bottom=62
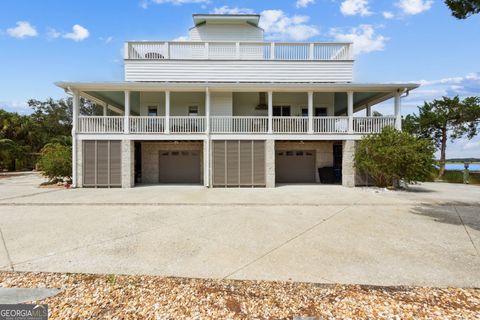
left=83, top=141, right=96, bottom=186
left=276, top=150, right=315, bottom=183
left=226, top=141, right=239, bottom=186
left=159, top=151, right=201, bottom=184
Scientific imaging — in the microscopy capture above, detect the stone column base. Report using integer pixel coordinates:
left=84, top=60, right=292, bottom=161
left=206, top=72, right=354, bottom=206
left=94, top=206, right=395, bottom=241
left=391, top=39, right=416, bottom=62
left=121, top=140, right=135, bottom=188
left=342, top=140, right=356, bottom=187
left=265, top=139, right=275, bottom=188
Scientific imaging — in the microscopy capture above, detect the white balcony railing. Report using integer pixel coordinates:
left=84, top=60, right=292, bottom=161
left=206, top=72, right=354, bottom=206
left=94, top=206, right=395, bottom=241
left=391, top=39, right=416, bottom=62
left=130, top=116, right=165, bottom=133
left=211, top=116, right=268, bottom=133
left=78, top=116, right=124, bottom=133
left=353, top=117, right=396, bottom=133
left=313, top=117, right=349, bottom=133
left=273, top=117, right=308, bottom=133
left=170, top=116, right=205, bottom=133
left=126, top=41, right=353, bottom=61
left=77, top=116, right=395, bottom=134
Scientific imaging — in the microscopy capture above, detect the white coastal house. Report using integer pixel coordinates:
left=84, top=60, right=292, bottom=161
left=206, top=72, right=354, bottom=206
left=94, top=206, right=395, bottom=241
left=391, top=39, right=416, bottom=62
left=56, top=14, right=418, bottom=188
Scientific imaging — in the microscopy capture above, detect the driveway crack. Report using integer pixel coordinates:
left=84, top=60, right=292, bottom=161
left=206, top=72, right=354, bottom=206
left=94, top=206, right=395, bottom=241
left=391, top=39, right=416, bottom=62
left=223, top=205, right=351, bottom=279
left=0, top=227, right=14, bottom=271
left=454, top=205, right=479, bottom=256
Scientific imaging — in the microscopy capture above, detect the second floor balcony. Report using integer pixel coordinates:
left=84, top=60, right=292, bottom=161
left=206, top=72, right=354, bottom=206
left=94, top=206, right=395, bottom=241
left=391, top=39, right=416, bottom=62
left=77, top=115, right=396, bottom=135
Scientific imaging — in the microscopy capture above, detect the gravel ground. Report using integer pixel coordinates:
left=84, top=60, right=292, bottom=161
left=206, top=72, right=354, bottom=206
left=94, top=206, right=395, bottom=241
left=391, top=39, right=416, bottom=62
left=1, top=272, right=479, bottom=319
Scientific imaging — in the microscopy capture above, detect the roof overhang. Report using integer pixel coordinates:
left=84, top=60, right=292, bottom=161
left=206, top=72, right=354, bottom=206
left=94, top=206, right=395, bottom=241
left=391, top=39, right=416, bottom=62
left=192, top=14, right=260, bottom=27
left=56, top=81, right=419, bottom=93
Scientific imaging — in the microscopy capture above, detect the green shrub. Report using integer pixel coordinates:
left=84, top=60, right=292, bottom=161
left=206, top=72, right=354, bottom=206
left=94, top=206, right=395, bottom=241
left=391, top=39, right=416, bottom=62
left=355, top=127, right=435, bottom=188
left=439, top=170, right=480, bottom=185
left=37, top=143, right=72, bottom=181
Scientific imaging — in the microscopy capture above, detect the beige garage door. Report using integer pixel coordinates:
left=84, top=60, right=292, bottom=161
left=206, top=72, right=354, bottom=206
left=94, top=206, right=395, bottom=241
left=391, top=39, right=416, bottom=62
left=83, top=140, right=121, bottom=187
left=276, top=150, right=315, bottom=183
left=159, top=150, right=201, bottom=184
left=213, top=140, right=265, bottom=187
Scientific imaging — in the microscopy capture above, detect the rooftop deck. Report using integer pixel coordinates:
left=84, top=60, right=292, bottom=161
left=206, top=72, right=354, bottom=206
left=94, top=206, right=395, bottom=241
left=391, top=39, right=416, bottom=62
left=125, top=41, right=353, bottom=61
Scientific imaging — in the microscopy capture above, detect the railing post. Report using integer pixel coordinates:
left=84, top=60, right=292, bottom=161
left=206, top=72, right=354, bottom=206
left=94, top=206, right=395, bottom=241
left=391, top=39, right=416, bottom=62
left=308, top=91, right=314, bottom=133
left=347, top=91, right=354, bottom=134
left=267, top=91, right=273, bottom=133
left=270, top=43, right=275, bottom=60
left=205, top=87, right=210, bottom=133
left=124, top=91, right=130, bottom=134
left=394, top=91, right=402, bottom=130
left=309, top=43, right=314, bottom=60
left=165, top=91, right=170, bottom=134
left=124, top=42, right=129, bottom=59
left=165, top=42, right=170, bottom=59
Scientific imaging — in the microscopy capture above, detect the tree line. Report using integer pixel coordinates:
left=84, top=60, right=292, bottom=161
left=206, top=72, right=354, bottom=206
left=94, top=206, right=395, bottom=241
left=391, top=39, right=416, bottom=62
left=0, top=98, right=99, bottom=171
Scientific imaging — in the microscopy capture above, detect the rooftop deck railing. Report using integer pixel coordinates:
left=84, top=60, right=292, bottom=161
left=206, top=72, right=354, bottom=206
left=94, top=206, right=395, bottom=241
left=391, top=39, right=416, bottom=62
left=125, top=41, right=353, bottom=61
left=78, top=116, right=395, bottom=134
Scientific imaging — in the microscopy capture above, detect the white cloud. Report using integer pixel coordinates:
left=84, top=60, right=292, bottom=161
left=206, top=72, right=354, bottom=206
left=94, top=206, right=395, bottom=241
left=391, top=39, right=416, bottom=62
left=211, top=6, right=255, bottom=14
left=383, top=11, right=394, bottom=19
left=0, top=100, right=29, bottom=113
left=396, top=0, right=433, bottom=15
left=416, top=72, right=480, bottom=86
left=260, top=10, right=320, bottom=41
left=144, top=0, right=209, bottom=6
left=340, top=0, right=372, bottom=16
left=100, top=36, right=113, bottom=44
left=47, top=28, right=61, bottom=39
left=63, top=24, right=89, bottom=42
left=172, top=35, right=189, bottom=41
left=463, top=139, right=480, bottom=151
left=296, top=0, right=315, bottom=8
left=330, top=25, right=387, bottom=55
left=6, top=21, right=38, bottom=39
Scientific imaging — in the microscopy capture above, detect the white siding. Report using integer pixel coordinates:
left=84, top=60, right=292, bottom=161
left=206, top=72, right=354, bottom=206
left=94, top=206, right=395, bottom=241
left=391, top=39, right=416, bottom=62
left=125, top=60, right=353, bottom=83
left=232, top=92, right=335, bottom=116
left=211, top=92, right=233, bottom=116
left=189, top=25, right=263, bottom=42
left=139, top=92, right=205, bottom=116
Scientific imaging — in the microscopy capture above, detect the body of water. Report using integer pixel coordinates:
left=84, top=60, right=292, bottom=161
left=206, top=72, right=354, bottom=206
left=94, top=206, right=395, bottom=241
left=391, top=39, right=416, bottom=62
left=438, top=163, right=480, bottom=171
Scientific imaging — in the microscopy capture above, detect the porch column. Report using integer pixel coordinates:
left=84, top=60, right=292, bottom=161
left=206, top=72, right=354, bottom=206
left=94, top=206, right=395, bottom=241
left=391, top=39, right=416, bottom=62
left=165, top=90, right=170, bottom=134
left=394, top=91, right=402, bottom=130
left=366, top=105, right=371, bottom=117
left=72, top=91, right=80, bottom=188
left=268, top=91, right=273, bottom=133
left=103, top=105, right=107, bottom=116
left=308, top=91, right=313, bottom=133
left=347, top=91, right=354, bottom=133
left=124, top=91, right=130, bottom=134
left=205, top=87, right=210, bottom=133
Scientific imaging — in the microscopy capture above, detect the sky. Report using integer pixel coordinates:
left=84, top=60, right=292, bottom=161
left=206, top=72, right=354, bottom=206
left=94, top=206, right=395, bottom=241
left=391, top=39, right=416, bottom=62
left=0, top=0, right=479, bottom=158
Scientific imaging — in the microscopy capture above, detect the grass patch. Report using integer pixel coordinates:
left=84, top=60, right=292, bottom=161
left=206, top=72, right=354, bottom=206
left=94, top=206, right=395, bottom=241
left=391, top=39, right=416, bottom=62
left=438, top=170, right=480, bottom=185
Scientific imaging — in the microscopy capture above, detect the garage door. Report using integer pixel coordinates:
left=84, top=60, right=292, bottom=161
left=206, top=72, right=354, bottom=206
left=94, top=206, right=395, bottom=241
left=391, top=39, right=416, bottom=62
left=213, top=140, right=265, bottom=187
left=83, top=140, right=121, bottom=187
left=276, top=150, right=315, bottom=183
left=159, top=150, right=201, bottom=183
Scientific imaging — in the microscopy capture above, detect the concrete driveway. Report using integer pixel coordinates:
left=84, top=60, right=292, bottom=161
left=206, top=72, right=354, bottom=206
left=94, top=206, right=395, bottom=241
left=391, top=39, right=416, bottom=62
left=0, top=173, right=479, bottom=287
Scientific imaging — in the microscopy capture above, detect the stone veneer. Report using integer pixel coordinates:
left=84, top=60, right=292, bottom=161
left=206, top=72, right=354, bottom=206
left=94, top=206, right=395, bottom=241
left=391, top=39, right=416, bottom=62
left=342, top=140, right=355, bottom=187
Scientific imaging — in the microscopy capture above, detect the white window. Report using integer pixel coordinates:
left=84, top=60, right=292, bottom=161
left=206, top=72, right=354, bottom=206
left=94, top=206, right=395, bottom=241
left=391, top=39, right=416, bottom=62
left=188, top=106, right=199, bottom=116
